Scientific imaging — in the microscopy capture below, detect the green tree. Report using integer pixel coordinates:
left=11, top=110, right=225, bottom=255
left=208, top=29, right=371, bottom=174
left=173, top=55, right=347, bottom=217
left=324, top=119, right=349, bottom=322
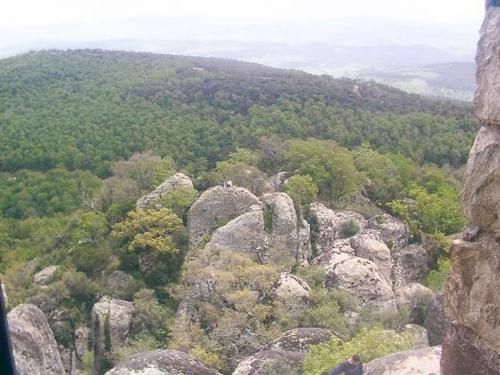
left=284, top=174, right=318, bottom=217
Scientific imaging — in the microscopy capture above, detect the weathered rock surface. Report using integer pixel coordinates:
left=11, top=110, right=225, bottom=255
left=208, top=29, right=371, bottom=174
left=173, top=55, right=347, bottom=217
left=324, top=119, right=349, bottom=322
left=261, top=193, right=302, bottom=266
left=309, top=203, right=367, bottom=255
left=441, top=5, right=500, bottom=373
left=392, top=244, right=429, bottom=288
left=33, top=265, right=60, bottom=286
left=232, top=350, right=303, bottom=375
left=92, top=296, right=134, bottom=374
left=188, top=186, right=261, bottom=248
left=403, top=324, right=430, bottom=349
left=351, top=231, right=392, bottom=282
left=106, top=270, right=138, bottom=300
left=475, top=6, right=500, bottom=124
left=366, top=214, right=409, bottom=251
left=232, top=328, right=332, bottom=375
left=263, top=328, right=332, bottom=352
left=266, top=171, right=291, bottom=191
left=324, top=256, right=396, bottom=312
left=136, top=172, right=194, bottom=208
left=8, top=303, right=65, bottom=375
left=272, top=272, right=311, bottom=301
left=206, top=205, right=266, bottom=257
left=365, top=345, right=441, bottom=375
left=105, top=350, right=222, bottom=375
left=461, top=125, right=500, bottom=234
left=442, top=238, right=500, bottom=374
left=75, top=326, right=90, bottom=359
left=424, top=292, right=449, bottom=345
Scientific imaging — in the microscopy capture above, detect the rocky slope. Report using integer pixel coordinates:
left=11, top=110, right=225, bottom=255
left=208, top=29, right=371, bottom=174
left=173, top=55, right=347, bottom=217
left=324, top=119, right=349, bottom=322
left=440, top=2, right=500, bottom=374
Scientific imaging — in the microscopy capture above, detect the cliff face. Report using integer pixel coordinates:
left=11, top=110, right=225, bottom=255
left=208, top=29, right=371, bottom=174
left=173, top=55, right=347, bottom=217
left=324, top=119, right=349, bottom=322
left=440, top=2, right=500, bottom=373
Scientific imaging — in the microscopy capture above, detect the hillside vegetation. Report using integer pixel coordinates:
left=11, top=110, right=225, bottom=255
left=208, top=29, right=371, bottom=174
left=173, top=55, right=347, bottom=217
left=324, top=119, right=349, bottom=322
left=0, top=50, right=473, bottom=374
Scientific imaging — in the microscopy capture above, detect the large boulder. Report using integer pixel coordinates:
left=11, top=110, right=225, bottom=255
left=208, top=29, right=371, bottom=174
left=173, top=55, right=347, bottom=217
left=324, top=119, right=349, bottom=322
left=272, top=273, right=311, bottom=320
left=8, top=304, right=65, bottom=375
left=233, top=328, right=333, bottom=375
left=461, top=126, right=500, bottom=234
left=424, top=292, right=449, bottom=345
left=403, top=324, right=430, bottom=349
left=105, top=350, right=222, bottom=375
left=324, top=256, right=396, bottom=313
left=392, top=244, right=429, bottom=288
left=232, top=350, right=303, bottom=375
left=475, top=6, right=500, bottom=124
left=261, top=193, right=302, bottom=266
left=309, top=203, right=367, bottom=255
left=206, top=206, right=266, bottom=258
left=366, top=214, right=409, bottom=251
left=263, top=328, right=333, bottom=352
left=92, top=296, right=134, bottom=374
left=351, top=230, right=392, bottom=282
left=136, top=172, right=194, bottom=208
left=33, top=265, right=60, bottom=286
left=441, top=238, right=500, bottom=374
left=188, top=186, right=261, bottom=248
left=364, top=345, right=441, bottom=375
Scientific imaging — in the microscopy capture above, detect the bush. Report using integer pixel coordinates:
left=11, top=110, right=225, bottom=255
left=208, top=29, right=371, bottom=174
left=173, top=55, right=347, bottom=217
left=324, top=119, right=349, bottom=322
left=339, top=220, right=359, bottom=238
left=302, top=327, right=414, bottom=375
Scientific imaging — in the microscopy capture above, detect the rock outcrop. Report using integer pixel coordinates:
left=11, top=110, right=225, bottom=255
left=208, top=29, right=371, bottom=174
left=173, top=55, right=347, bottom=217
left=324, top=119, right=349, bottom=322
left=92, top=296, right=134, bottom=374
left=366, top=214, right=409, bottom=251
left=8, top=304, right=65, bottom=375
left=136, top=172, right=194, bottom=208
left=364, top=345, right=441, bottom=375
left=232, top=328, right=332, bottom=375
left=424, top=292, right=449, bottom=345
left=105, top=350, right=222, bottom=375
left=441, top=3, right=500, bottom=373
left=33, top=265, right=60, bottom=286
left=392, top=244, right=429, bottom=288
left=188, top=186, right=261, bottom=248
left=324, top=256, right=396, bottom=313
left=351, top=231, right=392, bottom=282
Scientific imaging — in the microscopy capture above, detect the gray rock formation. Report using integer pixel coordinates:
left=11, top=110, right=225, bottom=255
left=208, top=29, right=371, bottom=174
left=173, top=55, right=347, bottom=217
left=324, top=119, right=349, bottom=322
left=266, top=171, right=291, bottom=191
left=272, top=273, right=311, bottom=320
left=351, top=231, right=392, bottom=282
left=366, top=214, right=409, bottom=251
left=403, top=324, right=430, bottom=349
left=233, top=328, right=332, bottom=375
left=263, top=328, right=333, bottom=352
left=232, top=350, right=303, bottom=375
left=33, top=265, right=60, bottom=286
left=206, top=205, right=266, bottom=258
left=324, top=256, right=396, bottom=312
left=475, top=6, right=500, bottom=124
left=365, top=345, right=441, bottom=375
left=8, top=304, right=65, bottom=375
left=461, top=125, right=500, bottom=235
left=424, top=292, right=449, bottom=345
left=105, top=350, right=222, bottom=375
left=75, top=326, right=90, bottom=360
left=188, top=186, right=261, bottom=248
left=441, top=5, right=500, bottom=373
left=392, top=245, right=429, bottom=288
left=106, top=270, right=138, bottom=300
left=309, top=203, right=367, bottom=255
left=92, top=296, right=134, bottom=375
left=136, top=172, right=194, bottom=208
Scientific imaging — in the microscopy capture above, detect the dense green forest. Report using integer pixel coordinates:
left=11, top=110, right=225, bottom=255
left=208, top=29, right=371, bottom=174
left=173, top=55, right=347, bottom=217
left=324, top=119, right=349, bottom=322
left=0, top=50, right=474, bottom=373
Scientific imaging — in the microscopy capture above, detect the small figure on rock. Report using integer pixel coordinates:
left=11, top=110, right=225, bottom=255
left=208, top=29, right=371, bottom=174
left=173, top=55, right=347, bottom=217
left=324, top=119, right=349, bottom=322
left=325, top=354, right=363, bottom=375
left=221, top=180, right=232, bottom=187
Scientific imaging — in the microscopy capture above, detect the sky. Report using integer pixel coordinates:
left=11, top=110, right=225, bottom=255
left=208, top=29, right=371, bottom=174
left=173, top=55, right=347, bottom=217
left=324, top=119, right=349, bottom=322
left=1, top=0, right=484, bottom=28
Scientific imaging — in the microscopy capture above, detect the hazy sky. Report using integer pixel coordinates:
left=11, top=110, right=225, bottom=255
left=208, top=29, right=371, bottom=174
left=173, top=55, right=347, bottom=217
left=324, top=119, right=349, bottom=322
left=1, top=0, right=483, bottom=28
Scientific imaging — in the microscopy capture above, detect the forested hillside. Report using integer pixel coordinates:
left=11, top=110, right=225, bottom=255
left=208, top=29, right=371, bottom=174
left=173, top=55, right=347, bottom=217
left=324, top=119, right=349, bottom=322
left=0, top=50, right=475, bottom=177
left=0, top=50, right=475, bottom=374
